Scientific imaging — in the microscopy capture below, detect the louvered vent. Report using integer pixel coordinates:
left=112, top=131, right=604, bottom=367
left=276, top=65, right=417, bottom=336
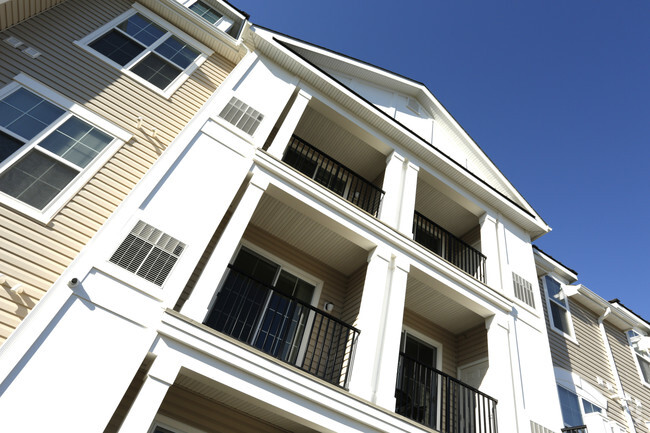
left=218, top=97, right=264, bottom=135
left=513, top=272, right=535, bottom=308
left=110, top=221, right=185, bottom=286
left=530, top=420, right=555, bottom=433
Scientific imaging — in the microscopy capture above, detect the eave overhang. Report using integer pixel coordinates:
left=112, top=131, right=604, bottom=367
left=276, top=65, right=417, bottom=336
left=248, top=26, right=550, bottom=240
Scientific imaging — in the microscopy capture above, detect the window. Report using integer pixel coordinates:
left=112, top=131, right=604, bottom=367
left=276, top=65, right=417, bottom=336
left=78, top=6, right=211, bottom=98
left=181, top=0, right=234, bottom=32
left=558, top=385, right=584, bottom=427
left=0, top=75, right=130, bottom=221
left=148, top=415, right=206, bottom=433
left=544, top=275, right=573, bottom=337
left=627, top=330, right=650, bottom=385
left=109, top=221, right=186, bottom=286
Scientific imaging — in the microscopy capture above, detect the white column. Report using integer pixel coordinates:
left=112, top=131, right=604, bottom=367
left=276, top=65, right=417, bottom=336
left=479, top=212, right=501, bottom=290
left=266, top=88, right=312, bottom=158
left=374, top=255, right=409, bottom=410
left=483, top=313, right=521, bottom=433
left=347, top=247, right=391, bottom=403
left=180, top=171, right=270, bottom=322
left=117, top=355, right=180, bottom=433
left=379, top=152, right=419, bottom=235
left=398, top=161, right=419, bottom=235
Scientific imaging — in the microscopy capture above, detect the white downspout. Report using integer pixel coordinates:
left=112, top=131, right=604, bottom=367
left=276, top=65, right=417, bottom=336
left=598, top=307, right=637, bottom=433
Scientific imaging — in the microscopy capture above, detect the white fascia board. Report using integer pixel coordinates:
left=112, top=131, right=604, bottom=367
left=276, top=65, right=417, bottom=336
left=251, top=27, right=549, bottom=237
left=570, top=285, right=641, bottom=330
left=265, top=30, right=544, bottom=223
left=533, top=247, right=579, bottom=282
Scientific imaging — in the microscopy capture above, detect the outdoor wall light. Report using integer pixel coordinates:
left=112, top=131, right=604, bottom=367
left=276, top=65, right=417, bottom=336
left=324, top=302, right=335, bottom=312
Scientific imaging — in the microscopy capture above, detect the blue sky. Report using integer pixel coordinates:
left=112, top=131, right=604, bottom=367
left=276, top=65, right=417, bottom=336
left=233, top=0, right=650, bottom=320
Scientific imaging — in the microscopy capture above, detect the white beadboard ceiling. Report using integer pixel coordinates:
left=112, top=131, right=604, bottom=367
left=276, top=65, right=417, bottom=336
left=405, top=274, right=485, bottom=334
left=175, top=373, right=318, bottom=433
left=294, top=106, right=387, bottom=183
left=250, top=194, right=368, bottom=276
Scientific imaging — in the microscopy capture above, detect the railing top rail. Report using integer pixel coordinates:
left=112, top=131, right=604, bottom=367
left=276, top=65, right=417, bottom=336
left=399, top=352, right=497, bottom=403
left=290, top=134, right=385, bottom=196
left=561, top=427, right=588, bottom=433
left=227, top=264, right=361, bottom=333
left=413, top=211, right=486, bottom=260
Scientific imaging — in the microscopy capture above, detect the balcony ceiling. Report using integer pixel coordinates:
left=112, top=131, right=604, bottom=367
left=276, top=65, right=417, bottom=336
left=295, top=106, right=387, bottom=184
left=250, top=193, right=369, bottom=276
left=406, top=274, right=485, bottom=334
left=176, top=372, right=319, bottom=433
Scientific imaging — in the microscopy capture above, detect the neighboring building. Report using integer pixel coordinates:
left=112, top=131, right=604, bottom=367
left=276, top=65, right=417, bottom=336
left=535, top=247, right=650, bottom=433
left=0, top=1, right=612, bottom=433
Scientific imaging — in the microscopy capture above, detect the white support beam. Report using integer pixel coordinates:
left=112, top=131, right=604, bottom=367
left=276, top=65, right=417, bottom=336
left=266, top=88, right=312, bottom=158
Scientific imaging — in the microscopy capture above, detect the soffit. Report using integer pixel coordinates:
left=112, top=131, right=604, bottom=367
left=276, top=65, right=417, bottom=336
left=175, top=374, right=317, bottom=433
left=406, top=274, right=485, bottom=334
left=249, top=194, right=368, bottom=276
left=248, top=29, right=549, bottom=239
left=0, top=0, right=67, bottom=31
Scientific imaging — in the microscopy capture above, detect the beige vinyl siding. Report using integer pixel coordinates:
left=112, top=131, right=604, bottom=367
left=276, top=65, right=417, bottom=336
left=403, top=308, right=458, bottom=376
left=456, top=324, right=488, bottom=367
left=0, top=0, right=66, bottom=31
left=605, top=323, right=650, bottom=432
left=158, top=385, right=289, bottom=433
left=0, top=0, right=236, bottom=345
left=539, top=279, right=628, bottom=428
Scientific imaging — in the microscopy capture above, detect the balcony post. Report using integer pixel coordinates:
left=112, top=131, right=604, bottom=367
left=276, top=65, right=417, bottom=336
left=117, top=353, right=180, bottom=433
left=479, top=212, right=502, bottom=290
left=348, top=247, right=408, bottom=411
left=379, top=151, right=419, bottom=235
left=180, top=170, right=270, bottom=322
left=266, top=88, right=312, bottom=158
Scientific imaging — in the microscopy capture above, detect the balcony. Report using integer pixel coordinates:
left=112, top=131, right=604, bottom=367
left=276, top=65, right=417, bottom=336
left=203, top=265, right=360, bottom=388
left=395, top=353, right=498, bottom=433
left=561, top=427, right=587, bottom=433
left=413, top=212, right=486, bottom=283
left=282, top=135, right=385, bottom=217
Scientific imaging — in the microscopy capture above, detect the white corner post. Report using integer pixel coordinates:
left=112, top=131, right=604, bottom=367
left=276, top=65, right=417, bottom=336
left=117, top=353, right=180, bottom=433
left=373, top=254, right=410, bottom=410
left=479, top=212, right=502, bottom=291
left=266, top=88, right=312, bottom=158
left=379, top=152, right=419, bottom=235
left=348, top=247, right=408, bottom=411
left=483, top=313, right=521, bottom=433
left=180, top=171, right=270, bottom=322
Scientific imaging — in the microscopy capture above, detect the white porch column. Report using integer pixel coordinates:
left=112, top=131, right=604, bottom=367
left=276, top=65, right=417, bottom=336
left=266, top=88, right=312, bottom=158
left=180, top=171, right=270, bottom=322
left=347, top=247, right=391, bottom=403
left=379, top=152, right=419, bottom=235
left=482, top=313, right=521, bottom=433
left=479, top=212, right=501, bottom=290
left=117, top=355, right=180, bottom=433
left=348, top=248, right=408, bottom=411
left=374, top=254, right=409, bottom=410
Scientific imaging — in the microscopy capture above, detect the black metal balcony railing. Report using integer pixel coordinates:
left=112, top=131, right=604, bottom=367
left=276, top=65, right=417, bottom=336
left=282, top=135, right=385, bottom=217
left=204, top=265, right=360, bottom=388
left=561, top=427, right=588, bottom=433
left=396, top=353, right=498, bottom=433
left=413, top=212, right=487, bottom=283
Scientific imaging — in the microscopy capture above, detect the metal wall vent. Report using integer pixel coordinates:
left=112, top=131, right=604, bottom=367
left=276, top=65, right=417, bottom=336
left=110, top=221, right=185, bottom=286
left=22, top=47, right=41, bottom=58
left=4, top=36, right=23, bottom=48
left=513, top=272, right=536, bottom=308
left=218, top=97, right=264, bottom=135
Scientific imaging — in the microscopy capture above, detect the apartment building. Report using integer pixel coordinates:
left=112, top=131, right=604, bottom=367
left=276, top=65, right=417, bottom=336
left=0, top=1, right=575, bottom=432
left=535, top=247, right=650, bottom=433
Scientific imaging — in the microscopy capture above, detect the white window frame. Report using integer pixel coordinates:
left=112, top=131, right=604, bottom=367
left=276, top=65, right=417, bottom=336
left=148, top=414, right=206, bottom=433
left=543, top=274, right=577, bottom=342
left=76, top=4, right=213, bottom=99
left=555, top=367, right=609, bottom=428
left=627, top=329, right=650, bottom=388
left=0, top=73, right=131, bottom=223
left=178, top=0, right=234, bottom=33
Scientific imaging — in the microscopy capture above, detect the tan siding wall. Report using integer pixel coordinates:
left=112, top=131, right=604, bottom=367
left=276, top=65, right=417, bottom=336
left=456, top=324, right=488, bottom=368
left=0, top=0, right=235, bottom=345
left=539, top=278, right=628, bottom=428
left=342, top=264, right=365, bottom=328
left=403, top=308, right=458, bottom=376
left=605, top=323, right=650, bottom=432
left=159, top=386, right=289, bottom=433
left=0, top=0, right=66, bottom=31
